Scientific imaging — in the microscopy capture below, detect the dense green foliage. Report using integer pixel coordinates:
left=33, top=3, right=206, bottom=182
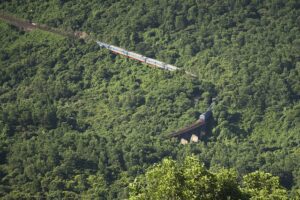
left=0, top=21, right=212, bottom=199
left=0, top=0, right=299, bottom=199
left=130, top=156, right=288, bottom=200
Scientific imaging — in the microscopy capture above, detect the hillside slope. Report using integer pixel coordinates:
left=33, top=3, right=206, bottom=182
left=0, top=0, right=299, bottom=199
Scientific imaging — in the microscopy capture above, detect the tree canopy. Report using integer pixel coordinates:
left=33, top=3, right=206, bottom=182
left=129, top=156, right=288, bottom=200
left=0, top=0, right=299, bottom=199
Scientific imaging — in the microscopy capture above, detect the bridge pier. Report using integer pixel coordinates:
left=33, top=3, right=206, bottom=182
left=180, top=138, right=189, bottom=145
left=190, top=134, right=199, bottom=143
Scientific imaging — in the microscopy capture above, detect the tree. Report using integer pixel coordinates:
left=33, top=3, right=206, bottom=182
left=175, top=15, right=187, bottom=30
left=129, top=158, right=181, bottom=200
left=129, top=156, right=288, bottom=200
left=81, top=174, right=108, bottom=199
left=242, top=171, right=288, bottom=200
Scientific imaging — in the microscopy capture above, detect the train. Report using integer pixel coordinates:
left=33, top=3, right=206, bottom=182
left=198, top=110, right=212, bottom=123
left=96, top=41, right=179, bottom=71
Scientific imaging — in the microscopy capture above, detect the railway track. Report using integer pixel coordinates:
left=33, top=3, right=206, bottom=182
left=0, top=11, right=76, bottom=38
left=0, top=11, right=196, bottom=76
left=168, top=120, right=205, bottom=138
left=1, top=11, right=205, bottom=142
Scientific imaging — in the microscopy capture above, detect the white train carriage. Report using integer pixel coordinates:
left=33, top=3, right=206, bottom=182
left=96, top=40, right=183, bottom=73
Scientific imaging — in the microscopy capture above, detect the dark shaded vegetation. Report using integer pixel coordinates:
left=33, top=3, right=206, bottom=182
left=0, top=0, right=299, bottom=199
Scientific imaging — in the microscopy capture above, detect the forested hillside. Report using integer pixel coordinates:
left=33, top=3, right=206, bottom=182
left=0, top=0, right=299, bottom=199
